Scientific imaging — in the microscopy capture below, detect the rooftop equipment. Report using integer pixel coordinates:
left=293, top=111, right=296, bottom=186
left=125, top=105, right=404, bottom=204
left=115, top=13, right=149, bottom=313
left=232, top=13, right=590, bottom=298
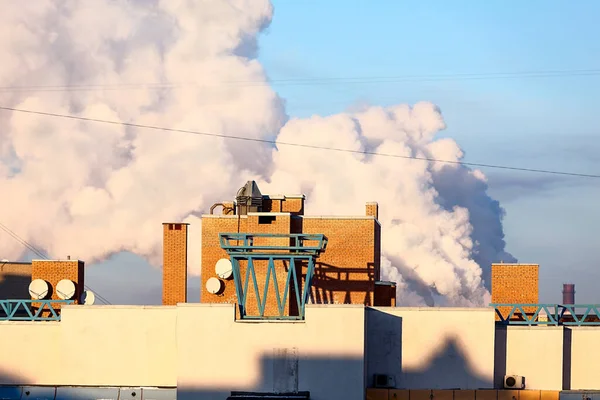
left=235, top=180, right=263, bottom=215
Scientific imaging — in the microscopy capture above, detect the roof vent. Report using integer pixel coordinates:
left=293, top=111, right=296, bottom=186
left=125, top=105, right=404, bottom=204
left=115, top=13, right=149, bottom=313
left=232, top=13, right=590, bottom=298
left=236, top=181, right=263, bottom=215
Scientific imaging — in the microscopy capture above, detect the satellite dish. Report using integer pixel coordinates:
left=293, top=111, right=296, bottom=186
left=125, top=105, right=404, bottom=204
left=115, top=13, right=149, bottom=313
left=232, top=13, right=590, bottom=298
left=29, top=279, right=49, bottom=300
left=215, top=258, right=233, bottom=279
left=206, top=277, right=223, bottom=294
left=80, top=290, right=95, bottom=305
left=56, top=279, right=76, bottom=300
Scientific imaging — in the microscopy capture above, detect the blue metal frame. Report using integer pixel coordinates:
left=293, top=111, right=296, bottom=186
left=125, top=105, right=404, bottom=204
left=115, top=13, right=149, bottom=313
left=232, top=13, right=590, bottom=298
left=219, top=233, right=328, bottom=255
left=0, top=299, right=74, bottom=321
left=490, top=303, right=600, bottom=326
left=219, top=233, right=327, bottom=320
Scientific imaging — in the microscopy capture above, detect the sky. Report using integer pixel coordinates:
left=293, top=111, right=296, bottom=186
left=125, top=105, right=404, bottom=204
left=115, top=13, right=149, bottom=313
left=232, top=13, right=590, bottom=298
left=5, top=1, right=600, bottom=306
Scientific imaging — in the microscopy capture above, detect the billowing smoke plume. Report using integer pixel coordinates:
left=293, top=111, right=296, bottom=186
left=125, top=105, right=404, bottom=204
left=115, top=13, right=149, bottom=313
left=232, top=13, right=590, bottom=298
left=0, top=0, right=515, bottom=306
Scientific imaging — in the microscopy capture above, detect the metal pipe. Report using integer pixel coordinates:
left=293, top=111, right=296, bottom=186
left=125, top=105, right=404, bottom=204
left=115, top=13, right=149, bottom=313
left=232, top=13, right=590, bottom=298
left=562, top=283, right=575, bottom=305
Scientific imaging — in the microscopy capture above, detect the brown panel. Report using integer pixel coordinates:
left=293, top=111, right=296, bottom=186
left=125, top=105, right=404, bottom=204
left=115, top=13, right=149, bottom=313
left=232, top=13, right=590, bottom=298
left=540, top=392, right=559, bottom=400
left=498, top=390, right=519, bottom=400
left=366, top=388, right=389, bottom=400
left=454, top=390, right=475, bottom=400
left=475, top=390, right=498, bottom=400
left=433, top=390, right=454, bottom=400
left=389, top=390, right=409, bottom=400
left=519, top=391, right=540, bottom=400
left=411, top=390, right=433, bottom=400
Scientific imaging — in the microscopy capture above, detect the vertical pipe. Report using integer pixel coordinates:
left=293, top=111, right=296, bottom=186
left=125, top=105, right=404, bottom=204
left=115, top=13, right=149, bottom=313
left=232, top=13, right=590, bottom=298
left=562, top=283, right=575, bottom=305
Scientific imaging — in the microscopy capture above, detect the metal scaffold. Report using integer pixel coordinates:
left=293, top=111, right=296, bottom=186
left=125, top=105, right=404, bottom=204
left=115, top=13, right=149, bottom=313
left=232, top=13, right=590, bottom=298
left=219, top=233, right=328, bottom=320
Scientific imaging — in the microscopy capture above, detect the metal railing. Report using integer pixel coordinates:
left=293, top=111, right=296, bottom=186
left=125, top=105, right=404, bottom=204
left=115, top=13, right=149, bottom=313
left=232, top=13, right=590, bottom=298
left=219, top=233, right=327, bottom=255
left=0, top=299, right=75, bottom=321
left=490, top=303, right=600, bottom=326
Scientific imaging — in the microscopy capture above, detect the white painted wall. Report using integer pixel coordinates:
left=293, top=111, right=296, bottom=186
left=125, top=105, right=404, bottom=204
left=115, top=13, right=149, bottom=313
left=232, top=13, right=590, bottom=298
left=3, top=303, right=600, bottom=394
left=0, top=306, right=177, bottom=387
left=504, top=326, right=563, bottom=390
left=569, top=327, right=600, bottom=390
left=0, top=322, right=62, bottom=384
left=176, top=304, right=366, bottom=400
left=366, top=307, right=496, bottom=389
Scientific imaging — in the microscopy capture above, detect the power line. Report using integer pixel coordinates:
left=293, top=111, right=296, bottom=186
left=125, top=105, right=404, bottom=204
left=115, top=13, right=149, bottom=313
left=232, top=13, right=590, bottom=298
left=0, top=221, right=112, bottom=305
left=1, top=68, right=600, bottom=93
left=0, top=105, right=599, bottom=179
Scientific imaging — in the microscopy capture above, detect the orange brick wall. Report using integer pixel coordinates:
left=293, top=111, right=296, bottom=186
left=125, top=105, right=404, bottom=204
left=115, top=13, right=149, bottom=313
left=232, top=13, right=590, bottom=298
left=491, top=263, right=539, bottom=320
left=31, top=260, right=85, bottom=313
left=0, top=262, right=32, bottom=299
left=366, top=202, right=379, bottom=220
left=163, top=223, right=188, bottom=305
left=262, top=196, right=305, bottom=215
left=201, top=206, right=381, bottom=317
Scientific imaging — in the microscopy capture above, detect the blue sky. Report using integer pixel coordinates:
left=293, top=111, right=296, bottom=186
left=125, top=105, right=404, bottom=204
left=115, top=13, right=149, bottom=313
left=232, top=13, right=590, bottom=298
left=84, top=1, right=600, bottom=305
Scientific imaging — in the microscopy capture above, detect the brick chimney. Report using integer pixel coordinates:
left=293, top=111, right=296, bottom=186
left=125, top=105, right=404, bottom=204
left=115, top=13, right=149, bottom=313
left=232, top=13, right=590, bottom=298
left=366, top=202, right=379, bottom=220
left=162, top=223, right=189, bottom=305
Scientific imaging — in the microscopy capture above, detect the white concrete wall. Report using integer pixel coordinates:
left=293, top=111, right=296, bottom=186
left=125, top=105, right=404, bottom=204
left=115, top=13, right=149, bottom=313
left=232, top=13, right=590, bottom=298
left=0, top=305, right=177, bottom=387
left=176, top=304, right=366, bottom=400
left=0, top=321, right=62, bottom=384
left=504, top=326, right=563, bottom=390
left=366, top=307, right=496, bottom=389
left=569, top=327, right=600, bottom=390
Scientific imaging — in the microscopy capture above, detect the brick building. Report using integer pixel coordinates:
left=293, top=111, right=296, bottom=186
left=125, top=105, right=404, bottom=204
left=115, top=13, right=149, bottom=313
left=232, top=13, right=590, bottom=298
left=187, top=180, right=395, bottom=318
left=491, top=262, right=539, bottom=320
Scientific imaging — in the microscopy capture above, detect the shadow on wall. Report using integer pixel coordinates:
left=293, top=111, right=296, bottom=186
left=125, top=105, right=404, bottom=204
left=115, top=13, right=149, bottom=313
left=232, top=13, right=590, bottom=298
left=0, top=354, right=364, bottom=400
left=0, top=272, right=30, bottom=300
left=366, top=308, right=493, bottom=390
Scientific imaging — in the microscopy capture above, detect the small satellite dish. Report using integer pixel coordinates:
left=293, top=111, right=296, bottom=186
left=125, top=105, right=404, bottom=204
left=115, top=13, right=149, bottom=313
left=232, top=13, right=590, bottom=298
left=215, top=258, right=233, bottom=279
left=56, top=279, right=76, bottom=300
left=206, top=277, right=223, bottom=294
left=29, top=279, right=49, bottom=300
left=80, top=290, right=95, bottom=305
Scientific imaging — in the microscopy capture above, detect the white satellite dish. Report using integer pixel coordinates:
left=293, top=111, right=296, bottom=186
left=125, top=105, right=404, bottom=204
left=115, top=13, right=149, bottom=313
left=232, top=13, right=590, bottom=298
left=56, top=279, right=76, bottom=300
left=206, top=277, right=223, bottom=294
left=80, top=290, right=95, bottom=305
left=215, top=258, right=233, bottom=279
left=29, top=279, right=49, bottom=300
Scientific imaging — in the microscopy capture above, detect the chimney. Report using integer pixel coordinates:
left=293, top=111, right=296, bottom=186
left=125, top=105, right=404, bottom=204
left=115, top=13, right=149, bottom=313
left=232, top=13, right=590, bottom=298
left=562, top=283, right=575, bottom=305
left=366, top=202, right=379, bottom=220
left=162, top=223, right=189, bottom=305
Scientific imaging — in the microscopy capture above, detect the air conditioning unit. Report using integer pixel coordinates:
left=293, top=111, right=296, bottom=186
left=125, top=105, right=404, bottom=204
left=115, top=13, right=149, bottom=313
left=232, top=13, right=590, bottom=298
left=504, top=375, right=525, bottom=389
left=373, top=374, right=395, bottom=388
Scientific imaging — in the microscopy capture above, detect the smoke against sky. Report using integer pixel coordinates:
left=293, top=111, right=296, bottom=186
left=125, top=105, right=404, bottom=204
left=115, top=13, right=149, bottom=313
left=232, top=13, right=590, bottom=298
left=0, top=0, right=515, bottom=307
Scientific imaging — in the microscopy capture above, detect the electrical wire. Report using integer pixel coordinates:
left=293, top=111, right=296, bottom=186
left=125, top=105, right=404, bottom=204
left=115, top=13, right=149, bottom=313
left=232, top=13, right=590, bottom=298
left=1, top=68, right=600, bottom=92
left=0, top=221, right=112, bottom=305
left=0, top=105, right=599, bottom=179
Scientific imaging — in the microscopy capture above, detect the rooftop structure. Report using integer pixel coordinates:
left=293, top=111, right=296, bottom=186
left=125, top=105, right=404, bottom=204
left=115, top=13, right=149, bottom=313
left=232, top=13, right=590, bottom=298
left=194, top=180, right=395, bottom=320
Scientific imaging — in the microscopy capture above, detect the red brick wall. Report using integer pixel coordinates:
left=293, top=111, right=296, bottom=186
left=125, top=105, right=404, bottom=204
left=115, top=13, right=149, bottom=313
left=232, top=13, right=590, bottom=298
left=162, top=223, right=188, bottom=305
left=491, top=263, right=539, bottom=320
left=201, top=205, right=381, bottom=317
left=31, top=260, right=85, bottom=314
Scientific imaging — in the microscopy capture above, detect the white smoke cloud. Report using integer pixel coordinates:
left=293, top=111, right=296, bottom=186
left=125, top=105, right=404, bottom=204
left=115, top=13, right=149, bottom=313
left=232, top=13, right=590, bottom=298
left=0, top=0, right=515, bottom=307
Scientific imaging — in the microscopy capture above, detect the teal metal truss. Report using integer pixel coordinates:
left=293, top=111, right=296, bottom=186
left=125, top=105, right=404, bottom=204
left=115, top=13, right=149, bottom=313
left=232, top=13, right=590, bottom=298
left=490, top=303, right=600, bottom=326
left=0, top=299, right=75, bottom=321
left=219, top=233, right=327, bottom=320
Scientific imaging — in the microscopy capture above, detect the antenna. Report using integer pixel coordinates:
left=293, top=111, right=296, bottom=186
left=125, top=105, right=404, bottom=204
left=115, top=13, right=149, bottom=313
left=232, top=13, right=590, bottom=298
left=29, top=279, right=50, bottom=300
left=206, top=277, right=224, bottom=295
left=80, top=290, right=96, bottom=305
left=56, top=279, right=76, bottom=300
left=215, top=258, right=233, bottom=280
